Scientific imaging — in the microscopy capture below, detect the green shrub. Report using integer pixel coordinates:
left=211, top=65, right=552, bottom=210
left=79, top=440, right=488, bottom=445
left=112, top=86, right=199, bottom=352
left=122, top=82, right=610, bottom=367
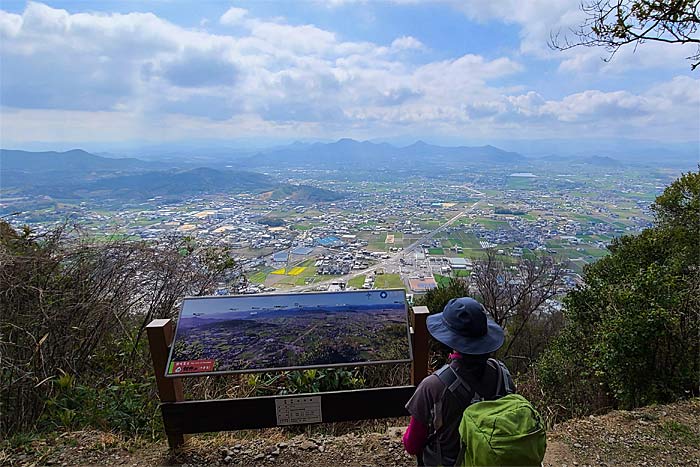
left=245, top=368, right=365, bottom=396
left=415, top=277, right=469, bottom=316
left=658, top=421, right=699, bottom=444
left=41, top=372, right=162, bottom=439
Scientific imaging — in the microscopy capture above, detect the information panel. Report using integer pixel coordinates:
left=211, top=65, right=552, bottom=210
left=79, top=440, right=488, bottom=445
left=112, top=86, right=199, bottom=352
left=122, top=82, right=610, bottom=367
left=165, top=289, right=411, bottom=377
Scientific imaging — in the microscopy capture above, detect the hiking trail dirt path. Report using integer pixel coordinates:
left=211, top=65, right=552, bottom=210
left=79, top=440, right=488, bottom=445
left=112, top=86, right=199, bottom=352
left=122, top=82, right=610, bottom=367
left=3, top=398, right=698, bottom=466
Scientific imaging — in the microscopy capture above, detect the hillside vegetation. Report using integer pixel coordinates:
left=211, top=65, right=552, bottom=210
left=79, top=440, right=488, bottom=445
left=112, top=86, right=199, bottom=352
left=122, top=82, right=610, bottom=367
left=536, top=170, right=699, bottom=416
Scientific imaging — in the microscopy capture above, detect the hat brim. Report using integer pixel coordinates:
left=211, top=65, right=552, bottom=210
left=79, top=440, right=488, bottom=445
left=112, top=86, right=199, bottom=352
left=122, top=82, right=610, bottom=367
left=426, top=312, right=504, bottom=355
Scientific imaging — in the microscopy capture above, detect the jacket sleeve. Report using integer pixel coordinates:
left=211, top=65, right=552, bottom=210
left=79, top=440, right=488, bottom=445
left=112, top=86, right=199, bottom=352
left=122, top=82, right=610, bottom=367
left=402, top=416, right=429, bottom=455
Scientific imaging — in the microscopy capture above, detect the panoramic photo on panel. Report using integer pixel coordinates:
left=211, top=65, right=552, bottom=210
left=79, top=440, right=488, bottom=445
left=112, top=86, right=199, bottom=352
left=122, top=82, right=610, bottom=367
left=1, top=0, right=699, bottom=464
left=167, top=289, right=410, bottom=375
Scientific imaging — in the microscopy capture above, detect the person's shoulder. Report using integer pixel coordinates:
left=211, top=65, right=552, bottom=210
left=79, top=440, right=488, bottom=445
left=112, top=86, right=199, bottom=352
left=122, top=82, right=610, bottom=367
left=416, top=372, right=440, bottom=389
left=415, top=372, right=447, bottom=397
left=407, top=373, right=444, bottom=418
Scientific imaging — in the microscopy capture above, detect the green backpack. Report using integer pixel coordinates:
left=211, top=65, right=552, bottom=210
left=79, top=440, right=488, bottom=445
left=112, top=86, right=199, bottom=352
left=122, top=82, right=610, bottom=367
left=458, top=393, right=546, bottom=467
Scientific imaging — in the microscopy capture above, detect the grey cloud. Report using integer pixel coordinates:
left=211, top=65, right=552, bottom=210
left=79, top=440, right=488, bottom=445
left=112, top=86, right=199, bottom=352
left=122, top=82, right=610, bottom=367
left=156, top=94, right=243, bottom=121
left=462, top=101, right=505, bottom=119
left=260, top=100, right=347, bottom=123
left=277, top=70, right=341, bottom=95
left=0, top=52, right=133, bottom=111
left=159, top=50, right=238, bottom=88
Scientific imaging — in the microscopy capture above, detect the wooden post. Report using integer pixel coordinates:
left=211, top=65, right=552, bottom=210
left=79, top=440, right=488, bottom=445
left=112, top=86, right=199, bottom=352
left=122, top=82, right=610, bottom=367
left=147, top=318, right=186, bottom=449
left=410, top=306, right=430, bottom=386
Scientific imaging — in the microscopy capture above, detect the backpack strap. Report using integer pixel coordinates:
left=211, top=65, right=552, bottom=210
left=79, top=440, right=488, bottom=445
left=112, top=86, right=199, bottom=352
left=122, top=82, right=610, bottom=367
left=489, top=358, right=515, bottom=396
left=425, top=365, right=477, bottom=465
left=489, top=358, right=504, bottom=396
left=427, top=365, right=481, bottom=440
left=436, top=365, right=478, bottom=406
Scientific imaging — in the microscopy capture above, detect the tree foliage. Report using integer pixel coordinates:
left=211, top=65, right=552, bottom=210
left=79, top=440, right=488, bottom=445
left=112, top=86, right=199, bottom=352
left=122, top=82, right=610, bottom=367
left=0, top=223, right=242, bottom=435
left=415, top=253, right=567, bottom=372
left=415, top=278, right=472, bottom=366
left=472, top=250, right=567, bottom=360
left=537, top=170, right=700, bottom=416
left=551, top=0, right=700, bottom=70
left=415, top=276, right=471, bottom=319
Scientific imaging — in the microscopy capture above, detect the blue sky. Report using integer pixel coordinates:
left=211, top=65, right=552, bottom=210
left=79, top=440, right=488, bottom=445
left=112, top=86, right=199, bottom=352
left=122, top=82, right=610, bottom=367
left=0, top=1, right=698, bottom=148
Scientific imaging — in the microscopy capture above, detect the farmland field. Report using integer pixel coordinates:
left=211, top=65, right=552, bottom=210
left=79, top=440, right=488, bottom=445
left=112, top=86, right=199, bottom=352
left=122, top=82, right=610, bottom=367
left=347, top=275, right=366, bottom=288
left=433, top=274, right=451, bottom=287
left=374, top=274, right=405, bottom=289
left=248, top=270, right=269, bottom=284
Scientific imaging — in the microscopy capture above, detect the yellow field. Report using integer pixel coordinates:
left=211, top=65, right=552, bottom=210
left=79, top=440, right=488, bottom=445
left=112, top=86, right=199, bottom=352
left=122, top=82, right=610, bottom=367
left=270, top=266, right=306, bottom=276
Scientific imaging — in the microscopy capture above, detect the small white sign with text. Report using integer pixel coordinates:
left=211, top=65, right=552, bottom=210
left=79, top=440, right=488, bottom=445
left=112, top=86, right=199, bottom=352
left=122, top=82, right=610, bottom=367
left=275, top=396, right=322, bottom=425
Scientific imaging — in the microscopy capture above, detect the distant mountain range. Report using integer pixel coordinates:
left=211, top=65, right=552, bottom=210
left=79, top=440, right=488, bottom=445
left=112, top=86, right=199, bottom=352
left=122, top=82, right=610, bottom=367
left=494, top=138, right=699, bottom=166
left=5, top=139, right=669, bottom=204
left=10, top=137, right=698, bottom=168
left=579, top=156, right=624, bottom=167
left=0, top=149, right=342, bottom=202
left=245, top=138, right=525, bottom=169
left=0, top=140, right=531, bottom=201
left=0, top=149, right=156, bottom=172
left=83, top=167, right=274, bottom=198
left=85, top=167, right=342, bottom=201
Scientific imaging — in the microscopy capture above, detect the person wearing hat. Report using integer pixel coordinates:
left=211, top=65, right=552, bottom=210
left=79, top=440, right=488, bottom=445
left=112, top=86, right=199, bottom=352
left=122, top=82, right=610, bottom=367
left=402, top=297, right=515, bottom=467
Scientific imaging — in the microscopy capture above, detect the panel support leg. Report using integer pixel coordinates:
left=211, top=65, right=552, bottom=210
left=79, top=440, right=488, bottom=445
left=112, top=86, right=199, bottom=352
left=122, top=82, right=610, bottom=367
left=147, top=318, right=186, bottom=449
left=410, top=306, right=430, bottom=386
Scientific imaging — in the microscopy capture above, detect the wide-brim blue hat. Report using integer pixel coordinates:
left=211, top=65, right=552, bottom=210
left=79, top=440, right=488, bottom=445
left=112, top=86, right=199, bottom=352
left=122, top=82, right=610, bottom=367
left=426, top=297, right=504, bottom=355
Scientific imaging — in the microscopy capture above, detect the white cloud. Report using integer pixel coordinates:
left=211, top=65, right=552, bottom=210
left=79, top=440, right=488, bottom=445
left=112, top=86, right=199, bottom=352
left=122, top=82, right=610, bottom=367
left=507, top=92, right=545, bottom=117
left=539, top=90, right=653, bottom=123
left=499, top=76, right=700, bottom=140
left=391, top=36, right=424, bottom=51
left=0, top=2, right=697, bottom=144
left=648, top=75, right=700, bottom=106
left=0, top=10, right=22, bottom=38
left=220, top=7, right=248, bottom=25
left=338, top=0, right=691, bottom=73
left=557, top=40, right=699, bottom=74
left=245, top=20, right=339, bottom=56
left=320, top=0, right=578, bottom=57
left=316, top=0, right=697, bottom=73
left=0, top=3, right=517, bottom=121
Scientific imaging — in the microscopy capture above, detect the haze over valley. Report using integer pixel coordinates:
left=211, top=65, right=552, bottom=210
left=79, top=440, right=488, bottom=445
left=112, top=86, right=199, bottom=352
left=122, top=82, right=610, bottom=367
left=2, top=138, right=694, bottom=298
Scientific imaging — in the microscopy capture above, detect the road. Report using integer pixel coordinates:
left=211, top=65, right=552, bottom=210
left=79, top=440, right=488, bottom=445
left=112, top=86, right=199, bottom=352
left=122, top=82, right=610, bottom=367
left=289, top=200, right=481, bottom=292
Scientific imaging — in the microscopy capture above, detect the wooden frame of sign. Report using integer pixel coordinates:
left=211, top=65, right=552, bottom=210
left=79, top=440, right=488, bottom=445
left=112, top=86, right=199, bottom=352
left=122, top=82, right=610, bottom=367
left=147, top=306, right=430, bottom=449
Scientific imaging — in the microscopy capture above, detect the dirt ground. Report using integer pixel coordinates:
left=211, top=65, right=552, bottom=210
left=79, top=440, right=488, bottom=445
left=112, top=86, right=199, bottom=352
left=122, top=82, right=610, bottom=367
left=3, top=398, right=699, bottom=466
